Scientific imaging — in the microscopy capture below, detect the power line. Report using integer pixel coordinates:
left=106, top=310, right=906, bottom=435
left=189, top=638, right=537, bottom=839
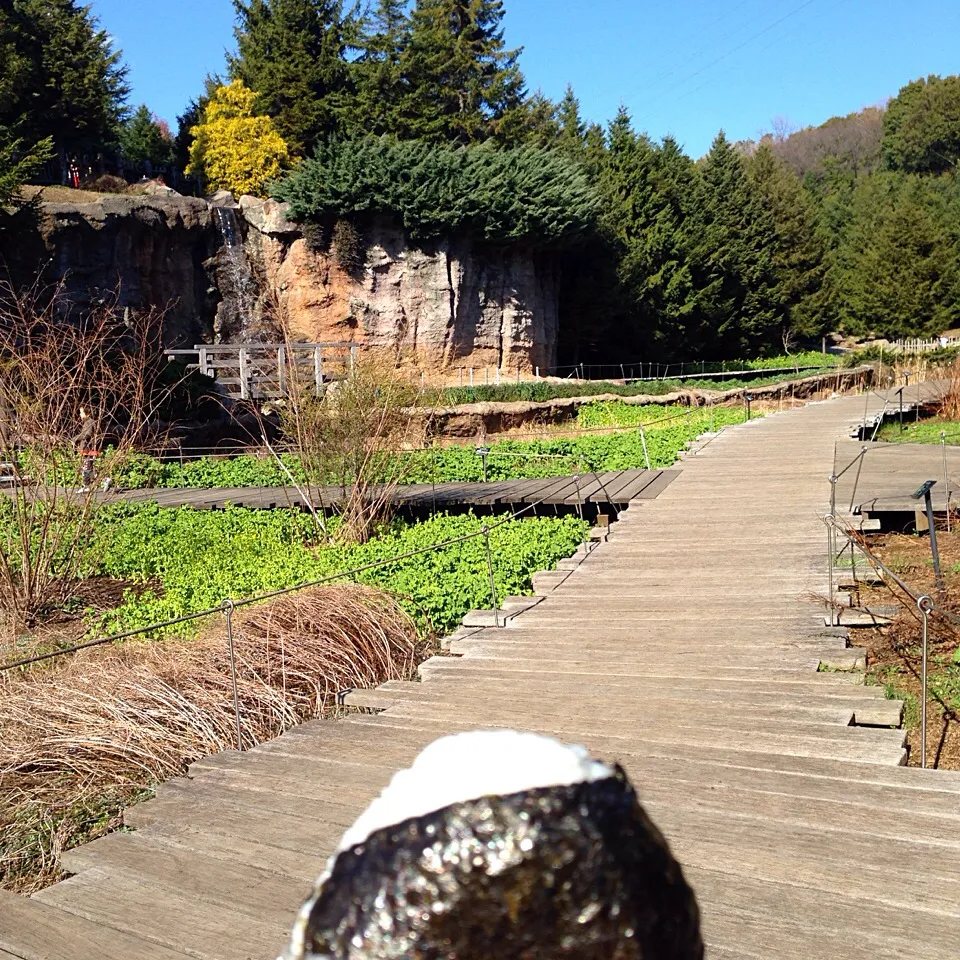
left=619, top=0, right=828, bottom=134
left=624, top=0, right=764, bottom=103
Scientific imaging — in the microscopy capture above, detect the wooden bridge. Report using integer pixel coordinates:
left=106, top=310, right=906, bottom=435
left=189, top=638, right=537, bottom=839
left=2, top=390, right=960, bottom=959
left=164, top=342, right=358, bottom=400
left=115, top=468, right=677, bottom=514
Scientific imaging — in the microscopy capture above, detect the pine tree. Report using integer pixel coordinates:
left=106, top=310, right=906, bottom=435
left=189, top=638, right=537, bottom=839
left=688, top=131, right=781, bottom=355
left=397, top=0, right=526, bottom=143
left=556, top=84, right=586, bottom=155
left=596, top=109, right=699, bottom=357
left=231, top=0, right=358, bottom=154
left=827, top=173, right=959, bottom=337
left=121, top=105, right=174, bottom=168
left=746, top=143, right=825, bottom=342
left=497, top=90, right=559, bottom=147
left=0, top=0, right=129, bottom=159
left=187, top=80, right=291, bottom=197
left=354, top=0, right=408, bottom=136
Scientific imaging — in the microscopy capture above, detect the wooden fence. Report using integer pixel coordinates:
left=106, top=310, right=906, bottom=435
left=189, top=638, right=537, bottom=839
left=164, top=342, right=358, bottom=400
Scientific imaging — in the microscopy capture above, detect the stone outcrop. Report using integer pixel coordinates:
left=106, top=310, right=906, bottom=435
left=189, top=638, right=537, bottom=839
left=26, top=191, right=562, bottom=377
left=35, top=194, right=219, bottom=348
left=239, top=198, right=560, bottom=378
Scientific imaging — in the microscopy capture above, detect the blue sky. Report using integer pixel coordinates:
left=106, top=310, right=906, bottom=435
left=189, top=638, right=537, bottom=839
left=93, top=0, right=960, bottom=157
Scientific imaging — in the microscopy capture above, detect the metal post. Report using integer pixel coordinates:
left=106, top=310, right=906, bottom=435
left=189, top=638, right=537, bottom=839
left=482, top=525, right=499, bottom=628
left=942, top=431, right=951, bottom=533
left=221, top=599, right=243, bottom=751
left=923, top=488, right=944, bottom=596
left=829, top=474, right=838, bottom=519
left=824, top=515, right=836, bottom=627
left=349, top=345, right=356, bottom=371
left=898, top=387, right=904, bottom=432
left=476, top=446, right=489, bottom=483
left=917, top=595, right=933, bottom=768
left=638, top=425, right=651, bottom=470
left=277, top=346, right=286, bottom=394
left=848, top=447, right=867, bottom=513
left=573, top=465, right=584, bottom=534
left=469, top=367, right=474, bottom=387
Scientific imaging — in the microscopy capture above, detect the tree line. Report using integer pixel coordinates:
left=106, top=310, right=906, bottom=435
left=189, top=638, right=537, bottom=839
left=1, top=0, right=959, bottom=358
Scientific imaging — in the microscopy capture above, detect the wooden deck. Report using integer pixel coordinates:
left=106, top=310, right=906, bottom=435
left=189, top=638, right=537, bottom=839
left=835, top=380, right=958, bottom=516
left=114, top=468, right=677, bottom=512
left=3, top=392, right=960, bottom=960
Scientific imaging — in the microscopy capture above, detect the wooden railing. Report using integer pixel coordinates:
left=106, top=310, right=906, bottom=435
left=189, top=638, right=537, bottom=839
left=164, top=342, right=358, bottom=400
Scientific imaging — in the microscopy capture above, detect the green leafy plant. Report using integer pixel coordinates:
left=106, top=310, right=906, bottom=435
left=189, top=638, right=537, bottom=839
left=93, top=506, right=587, bottom=638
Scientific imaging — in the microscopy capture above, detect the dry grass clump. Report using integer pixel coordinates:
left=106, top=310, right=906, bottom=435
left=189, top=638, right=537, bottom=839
left=0, top=583, right=419, bottom=891
left=937, top=356, right=960, bottom=421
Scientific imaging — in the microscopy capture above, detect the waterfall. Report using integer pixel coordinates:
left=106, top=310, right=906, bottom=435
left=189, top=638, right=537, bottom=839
left=213, top=206, right=258, bottom=340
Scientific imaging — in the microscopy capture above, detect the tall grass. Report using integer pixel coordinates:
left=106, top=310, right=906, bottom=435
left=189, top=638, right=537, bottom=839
left=0, top=583, right=418, bottom=892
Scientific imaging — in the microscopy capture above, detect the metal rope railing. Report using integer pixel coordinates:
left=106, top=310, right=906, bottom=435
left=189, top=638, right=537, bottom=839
left=824, top=513, right=960, bottom=769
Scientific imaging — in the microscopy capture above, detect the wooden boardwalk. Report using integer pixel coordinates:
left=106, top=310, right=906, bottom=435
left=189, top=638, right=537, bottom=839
left=4, top=392, right=960, bottom=960
left=835, top=380, right=957, bottom=516
left=114, top=468, right=676, bottom=512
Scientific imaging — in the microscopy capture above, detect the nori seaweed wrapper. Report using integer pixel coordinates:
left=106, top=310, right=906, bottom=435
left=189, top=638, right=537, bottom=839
left=286, top=764, right=702, bottom=960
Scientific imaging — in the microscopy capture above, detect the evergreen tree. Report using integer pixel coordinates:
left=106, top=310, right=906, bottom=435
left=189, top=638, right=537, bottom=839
left=354, top=0, right=408, bottom=136
left=0, top=0, right=129, bottom=160
left=0, top=128, right=53, bottom=208
left=826, top=173, right=959, bottom=337
left=120, top=105, right=174, bottom=168
left=231, top=0, right=358, bottom=154
left=883, top=75, right=960, bottom=174
left=497, top=90, right=559, bottom=147
left=397, top=0, right=526, bottom=143
left=274, top=136, right=601, bottom=246
left=188, top=80, right=291, bottom=197
left=557, top=84, right=586, bottom=155
left=688, top=131, right=781, bottom=355
left=746, top=143, right=825, bottom=342
left=595, top=110, right=699, bottom=357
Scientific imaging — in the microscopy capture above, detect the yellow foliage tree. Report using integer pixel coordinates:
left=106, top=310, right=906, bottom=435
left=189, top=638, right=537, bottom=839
left=187, top=80, right=290, bottom=197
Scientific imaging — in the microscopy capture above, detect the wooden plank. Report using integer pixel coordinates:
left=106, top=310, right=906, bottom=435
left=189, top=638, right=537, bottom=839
left=32, top=869, right=288, bottom=960
left=518, top=475, right=582, bottom=503
left=0, top=889, right=186, bottom=960
left=631, top=468, right=681, bottom=499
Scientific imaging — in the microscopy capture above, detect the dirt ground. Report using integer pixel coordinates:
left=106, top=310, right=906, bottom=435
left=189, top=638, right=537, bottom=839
left=845, top=528, right=960, bottom=769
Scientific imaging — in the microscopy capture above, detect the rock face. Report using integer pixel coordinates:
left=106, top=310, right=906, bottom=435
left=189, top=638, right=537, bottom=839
left=28, top=192, right=561, bottom=377
left=240, top=199, right=560, bottom=378
left=36, top=194, right=218, bottom=348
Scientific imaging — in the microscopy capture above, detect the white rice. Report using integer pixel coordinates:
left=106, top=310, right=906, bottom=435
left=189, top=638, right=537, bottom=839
left=337, top=729, right=613, bottom=852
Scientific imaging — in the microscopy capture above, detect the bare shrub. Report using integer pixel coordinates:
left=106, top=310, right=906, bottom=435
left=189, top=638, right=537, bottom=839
left=0, top=279, right=171, bottom=633
left=277, top=351, right=430, bottom=542
left=935, top=356, right=960, bottom=421
left=0, top=582, right=418, bottom=891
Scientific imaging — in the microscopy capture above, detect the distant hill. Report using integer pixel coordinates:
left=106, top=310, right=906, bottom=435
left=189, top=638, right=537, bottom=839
left=767, top=106, right=885, bottom=182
